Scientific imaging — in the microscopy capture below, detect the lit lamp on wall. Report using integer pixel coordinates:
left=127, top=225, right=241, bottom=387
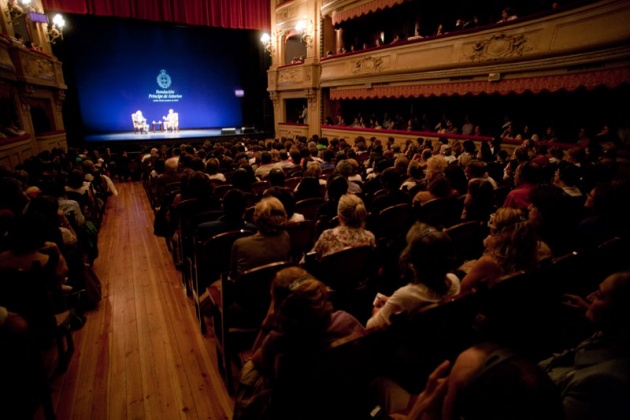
left=6, top=0, right=34, bottom=19
left=47, top=13, right=65, bottom=44
left=295, top=20, right=313, bottom=48
left=260, top=32, right=274, bottom=54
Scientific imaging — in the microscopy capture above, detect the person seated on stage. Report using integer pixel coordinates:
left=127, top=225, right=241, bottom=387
left=163, top=109, right=178, bottom=132
left=132, top=110, right=148, bottom=134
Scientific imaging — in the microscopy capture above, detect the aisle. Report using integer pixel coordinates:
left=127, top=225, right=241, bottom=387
left=45, top=181, right=233, bottom=420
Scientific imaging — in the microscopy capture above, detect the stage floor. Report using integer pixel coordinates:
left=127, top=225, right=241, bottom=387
left=84, top=128, right=261, bottom=143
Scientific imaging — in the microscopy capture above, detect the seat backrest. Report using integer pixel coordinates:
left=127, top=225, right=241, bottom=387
left=443, top=220, right=486, bottom=265
left=374, top=203, right=414, bottom=241
left=224, top=261, right=294, bottom=330
left=284, top=220, right=317, bottom=264
left=284, top=176, right=302, bottom=190
left=384, top=290, right=482, bottom=393
left=0, top=266, right=59, bottom=350
left=295, top=197, right=325, bottom=221
left=415, top=196, right=463, bottom=229
left=194, top=229, right=255, bottom=293
left=312, top=245, right=378, bottom=323
left=272, top=328, right=388, bottom=418
left=213, top=183, right=234, bottom=200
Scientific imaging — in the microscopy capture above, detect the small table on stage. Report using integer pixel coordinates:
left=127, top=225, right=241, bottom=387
left=152, top=121, right=163, bottom=133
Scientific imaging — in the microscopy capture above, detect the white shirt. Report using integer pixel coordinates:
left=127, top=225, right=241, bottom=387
left=366, top=273, right=460, bottom=330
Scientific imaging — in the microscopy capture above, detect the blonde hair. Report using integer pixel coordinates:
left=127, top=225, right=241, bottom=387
left=425, top=155, right=448, bottom=181
left=337, top=194, right=368, bottom=228
left=488, top=207, right=526, bottom=235
left=486, top=209, right=538, bottom=274
left=253, top=196, right=287, bottom=235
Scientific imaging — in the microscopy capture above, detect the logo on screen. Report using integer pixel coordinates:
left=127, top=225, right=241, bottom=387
left=157, top=70, right=172, bottom=89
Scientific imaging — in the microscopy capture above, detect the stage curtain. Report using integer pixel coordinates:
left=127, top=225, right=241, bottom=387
left=41, top=0, right=271, bottom=31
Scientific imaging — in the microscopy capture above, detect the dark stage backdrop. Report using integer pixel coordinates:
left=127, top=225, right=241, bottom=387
left=55, top=14, right=269, bottom=142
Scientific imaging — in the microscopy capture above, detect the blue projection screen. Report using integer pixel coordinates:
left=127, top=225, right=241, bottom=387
left=67, top=17, right=244, bottom=133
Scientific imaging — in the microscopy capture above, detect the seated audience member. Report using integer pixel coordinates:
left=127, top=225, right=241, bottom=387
left=195, top=189, right=256, bottom=240
left=577, top=180, right=630, bottom=249
left=0, top=211, right=69, bottom=293
left=238, top=267, right=365, bottom=418
left=204, top=157, right=226, bottom=183
left=275, top=149, right=295, bottom=170
left=254, top=151, right=276, bottom=179
left=267, top=168, right=285, bottom=188
left=263, top=186, right=304, bottom=223
left=459, top=207, right=548, bottom=292
left=412, top=155, right=449, bottom=199
left=386, top=342, right=563, bottom=419
left=400, top=160, right=425, bottom=193
left=230, top=197, right=291, bottom=277
left=366, top=222, right=460, bottom=330
left=539, top=271, right=630, bottom=420
left=155, top=157, right=181, bottom=204
left=334, top=159, right=363, bottom=195
left=40, top=175, right=86, bottom=228
left=497, top=7, right=518, bottom=23
left=412, top=175, right=458, bottom=207
left=307, top=194, right=376, bottom=261
left=316, top=174, right=348, bottom=224
left=294, top=162, right=326, bottom=201
left=503, top=161, right=540, bottom=210
left=528, top=184, right=582, bottom=256
left=231, top=167, right=255, bottom=194
left=553, top=163, right=584, bottom=199
left=369, top=167, right=412, bottom=216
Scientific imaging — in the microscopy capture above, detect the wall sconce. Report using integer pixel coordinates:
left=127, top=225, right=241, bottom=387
left=295, top=20, right=313, bottom=48
left=6, top=0, right=35, bottom=20
left=260, top=32, right=275, bottom=54
left=47, top=13, right=65, bottom=44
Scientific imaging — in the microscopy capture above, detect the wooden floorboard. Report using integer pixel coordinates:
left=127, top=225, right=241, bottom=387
left=39, top=181, right=234, bottom=420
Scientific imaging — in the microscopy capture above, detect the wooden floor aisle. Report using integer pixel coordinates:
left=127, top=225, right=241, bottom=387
left=43, top=181, right=233, bottom=420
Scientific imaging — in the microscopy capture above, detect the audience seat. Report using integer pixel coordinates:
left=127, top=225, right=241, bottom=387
left=194, top=229, right=255, bottom=333
left=306, top=245, right=378, bottom=324
left=295, top=197, right=325, bottom=221
left=414, top=196, right=463, bottom=229
left=210, top=261, right=294, bottom=394
left=0, top=265, right=75, bottom=377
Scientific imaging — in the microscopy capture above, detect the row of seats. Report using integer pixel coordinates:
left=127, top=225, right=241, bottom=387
left=265, top=236, right=629, bottom=417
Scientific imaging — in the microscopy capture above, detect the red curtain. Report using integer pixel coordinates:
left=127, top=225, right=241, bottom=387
left=332, top=0, right=406, bottom=26
left=330, top=69, right=630, bottom=100
left=41, top=0, right=271, bottom=31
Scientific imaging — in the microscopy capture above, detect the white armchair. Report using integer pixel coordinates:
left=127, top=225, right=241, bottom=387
left=132, top=111, right=149, bottom=134
left=163, top=110, right=179, bottom=132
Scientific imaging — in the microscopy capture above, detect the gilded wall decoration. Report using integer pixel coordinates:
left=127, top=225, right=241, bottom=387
left=351, top=56, right=384, bottom=74
left=21, top=57, right=55, bottom=79
left=276, top=4, right=298, bottom=23
left=470, top=33, right=531, bottom=62
left=278, top=68, right=300, bottom=83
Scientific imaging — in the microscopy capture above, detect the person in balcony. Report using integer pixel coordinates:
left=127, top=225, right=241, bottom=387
left=497, top=7, right=518, bottom=23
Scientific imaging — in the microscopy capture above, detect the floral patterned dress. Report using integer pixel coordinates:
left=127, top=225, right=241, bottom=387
left=311, top=225, right=376, bottom=259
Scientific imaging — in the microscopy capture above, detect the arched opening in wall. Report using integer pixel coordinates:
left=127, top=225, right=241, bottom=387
left=29, top=99, right=53, bottom=134
left=285, top=98, right=308, bottom=124
left=0, top=89, right=24, bottom=138
left=284, top=34, right=306, bottom=65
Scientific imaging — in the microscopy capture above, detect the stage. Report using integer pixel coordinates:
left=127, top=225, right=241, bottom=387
left=83, top=128, right=266, bottom=144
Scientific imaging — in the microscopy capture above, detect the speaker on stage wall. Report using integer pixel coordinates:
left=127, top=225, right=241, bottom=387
left=221, top=128, right=236, bottom=135
left=241, top=127, right=255, bottom=134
